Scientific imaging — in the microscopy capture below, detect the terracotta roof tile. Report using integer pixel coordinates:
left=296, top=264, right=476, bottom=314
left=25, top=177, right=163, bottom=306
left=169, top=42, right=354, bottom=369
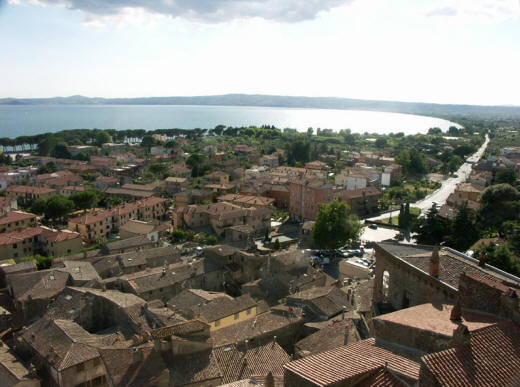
left=421, top=322, right=520, bottom=387
left=283, top=338, right=421, bottom=386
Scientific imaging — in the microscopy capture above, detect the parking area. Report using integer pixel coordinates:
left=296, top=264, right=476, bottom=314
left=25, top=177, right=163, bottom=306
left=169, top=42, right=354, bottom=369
left=361, top=224, right=400, bottom=244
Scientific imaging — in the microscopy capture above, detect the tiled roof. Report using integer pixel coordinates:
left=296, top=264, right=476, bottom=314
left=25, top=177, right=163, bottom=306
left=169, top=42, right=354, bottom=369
left=377, top=242, right=518, bottom=288
left=197, top=294, right=257, bottom=323
left=8, top=269, right=71, bottom=301
left=170, top=349, right=222, bottom=386
left=98, top=344, right=170, bottom=387
left=22, top=318, right=100, bottom=371
left=421, top=322, right=520, bottom=387
left=337, top=186, right=382, bottom=200
left=120, top=258, right=222, bottom=294
left=0, top=345, right=37, bottom=382
left=211, top=310, right=304, bottom=346
left=295, top=319, right=359, bottom=358
left=213, top=341, right=290, bottom=384
left=0, top=210, right=36, bottom=225
left=288, top=286, right=349, bottom=318
left=283, top=338, right=420, bottom=386
left=40, top=226, right=80, bottom=243
left=355, top=366, right=406, bottom=387
left=0, top=227, right=42, bottom=246
left=103, top=235, right=155, bottom=252
left=374, top=303, right=502, bottom=338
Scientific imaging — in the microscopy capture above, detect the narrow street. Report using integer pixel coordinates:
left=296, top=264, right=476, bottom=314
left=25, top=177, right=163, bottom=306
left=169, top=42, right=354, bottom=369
left=360, top=134, right=489, bottom=243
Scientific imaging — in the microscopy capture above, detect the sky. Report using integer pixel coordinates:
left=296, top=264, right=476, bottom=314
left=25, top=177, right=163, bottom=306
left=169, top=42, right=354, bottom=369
left=1, top=0, right=520, bottom=105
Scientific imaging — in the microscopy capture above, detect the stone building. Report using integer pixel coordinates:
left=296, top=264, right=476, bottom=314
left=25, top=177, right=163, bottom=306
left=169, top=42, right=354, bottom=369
left=373, top=242, right=520, bottom=312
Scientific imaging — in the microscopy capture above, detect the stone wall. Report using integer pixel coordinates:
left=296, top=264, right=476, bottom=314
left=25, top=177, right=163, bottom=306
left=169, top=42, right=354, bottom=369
left=373, top=245, right=457, bottom=312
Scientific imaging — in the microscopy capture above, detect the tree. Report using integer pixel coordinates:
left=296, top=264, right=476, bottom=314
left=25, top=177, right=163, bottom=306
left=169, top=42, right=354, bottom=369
left=149, top=163, right=168, bottom=176
left=30, top=198, right=47, bottom=215
left=53, top=143, right=71, bottom=159
left=478, top=184, right=520, bottom=232
left=312, top=200, right=363, bottom=249
left=414, top=204, right=450, bottom=245
left=495, top=170, right=517, bottom=185
left=375, top=138, right=387, bottom=148
left=37, top=162, right=57, bottom=174
left=476, top=244, right=520, bottom=276
left=44, top=195, right=75, bottom=221
left=445, top=202, right=478, bottom=251
left=428, top=127, right=442, bottom=135
left=186, top=153, right=206, bottom=177
left=69, top=190, right=100, bottom=212
left=141, top=135, right=156, bottom=148
left=95, top=131, right=111, bottom=146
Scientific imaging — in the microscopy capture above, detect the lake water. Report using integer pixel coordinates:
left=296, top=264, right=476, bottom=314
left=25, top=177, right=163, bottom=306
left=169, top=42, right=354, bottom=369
left=0, top=104, right=459, bottom=138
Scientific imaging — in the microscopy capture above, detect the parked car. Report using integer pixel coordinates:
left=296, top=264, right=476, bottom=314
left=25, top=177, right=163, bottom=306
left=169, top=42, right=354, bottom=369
left=368, top=224, right=378, bottom=230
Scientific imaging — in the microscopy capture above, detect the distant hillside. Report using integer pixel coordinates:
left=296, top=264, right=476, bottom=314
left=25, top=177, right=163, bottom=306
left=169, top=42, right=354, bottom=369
left=2, top=94, right=520, bottom=119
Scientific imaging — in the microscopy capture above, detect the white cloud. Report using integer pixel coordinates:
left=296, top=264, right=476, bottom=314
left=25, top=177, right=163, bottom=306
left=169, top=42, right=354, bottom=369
left=18, top=0, right=355, bottom=23
left=424, top=0, right=520, bottom=23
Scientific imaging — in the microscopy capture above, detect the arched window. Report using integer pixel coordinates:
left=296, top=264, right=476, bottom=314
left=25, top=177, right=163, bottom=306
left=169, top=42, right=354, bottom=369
left=382, top=270, right=390, bottom=301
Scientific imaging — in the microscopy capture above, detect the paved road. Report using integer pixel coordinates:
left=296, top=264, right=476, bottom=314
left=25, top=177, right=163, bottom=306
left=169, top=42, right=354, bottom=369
left=367, top=134, right=490, bottom=222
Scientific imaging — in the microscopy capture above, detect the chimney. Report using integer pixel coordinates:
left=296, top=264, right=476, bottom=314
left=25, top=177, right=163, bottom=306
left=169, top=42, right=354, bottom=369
left=264, top=372, right=275, bottom=387
left=478, top=252, right=487, bottom=267
left=450, top=324, right=470, bottom=347
left=429, top=246, right=440, bottom=277
left=450, top=301, right=462, bottom=321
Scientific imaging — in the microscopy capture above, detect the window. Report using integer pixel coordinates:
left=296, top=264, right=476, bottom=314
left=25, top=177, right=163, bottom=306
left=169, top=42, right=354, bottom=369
left=93, top=357, right=101, bottom=367
left=215, top=319, right=220, bottom=327
left=92, top=375, right=106, bottom=386
left=76, top=363, right=85, bottom=372
left=247, top=308, right=252, bottom=315
left=234, top=312, right=240, bottom=320
left=13, top=244, right=17, bottom=249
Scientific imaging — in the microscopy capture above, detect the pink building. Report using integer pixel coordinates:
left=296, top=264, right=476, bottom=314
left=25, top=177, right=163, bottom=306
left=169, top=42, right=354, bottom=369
left=289, top=179, right=333, bottom=221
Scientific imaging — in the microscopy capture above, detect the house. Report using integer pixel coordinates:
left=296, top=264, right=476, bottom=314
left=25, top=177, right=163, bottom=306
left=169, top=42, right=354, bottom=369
left=217, top=194, right=275, bottom=208
left=94, top=175, right=119, bottom=191
left=454, top=182, right=484, bottom=202
left=100, top=235, right=157, bottom=255
left=289, top=179, right=333, bottom=221
left=113, top=258, right=224, bottom=302
left=5, top=186, right=56, bottom=206
left=56, top=260, right=101, bottom=286
left=164, top=176, right=189, bottom=195
left=265, top=184, right=290, bottom=208
left=335, top=186, right=381, bottom=216
left=0, top=344, right=40, bottom=387
left=0, top=228, right=42, bottom=260
left=204, top=171, right=230, bottom=185
left=172, top=202, right=271, bottom=238
left=0, top=197, right=18, bottom=214
left=168, top=291, right=257, bottom=331
left=119, top=219, right=170, bottom=241
left=20, top=318, right=108, bottom=387
left=174, top=189, right=214, bottom=207
left=38, top=227, right=82, bottom=257
left=60, top=186, right=85, bottom=196
left=286, top=286, right=350, bottom=320
left=89, top=155, right=117, bottom=170
left=90, top=245, right=180, bottom=277
left=0, top=261, right=36, bottom=288
left=294, top=318, right=360, bottom=358
left=68, top=196, right=168, bottom=243
left=259, top=154, right=279, bottom=168
left=0, top=211, right=37, bottom=233
left=169, top=163, right=192, bottom=178
left=104, top=187, right=155, bottom=200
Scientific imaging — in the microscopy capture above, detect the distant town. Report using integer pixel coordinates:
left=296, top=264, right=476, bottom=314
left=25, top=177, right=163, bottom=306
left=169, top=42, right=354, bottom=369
left=0, top=119, right=519, bottom=386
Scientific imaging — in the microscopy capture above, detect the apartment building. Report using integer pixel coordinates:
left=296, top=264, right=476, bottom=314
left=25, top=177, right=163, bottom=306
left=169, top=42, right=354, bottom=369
left=68, top=197, right=168, bottom=242
left=6, top=185, right=56, bottom=205
left=289, top=179, right=333, bottom=221
left=0, top=211, right=37, bottom=233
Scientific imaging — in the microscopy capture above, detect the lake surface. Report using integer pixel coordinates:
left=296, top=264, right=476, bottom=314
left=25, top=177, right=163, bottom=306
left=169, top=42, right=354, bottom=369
left=0, top=104, right=459, bottom=137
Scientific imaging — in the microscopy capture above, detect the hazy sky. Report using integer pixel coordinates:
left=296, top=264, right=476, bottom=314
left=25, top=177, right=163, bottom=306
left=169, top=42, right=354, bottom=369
left=1, top=0, right=520, bottom=105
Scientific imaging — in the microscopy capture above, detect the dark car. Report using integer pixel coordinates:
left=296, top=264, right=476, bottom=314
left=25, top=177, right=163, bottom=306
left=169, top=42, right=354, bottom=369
left=368, top=224, right=378, bottom=230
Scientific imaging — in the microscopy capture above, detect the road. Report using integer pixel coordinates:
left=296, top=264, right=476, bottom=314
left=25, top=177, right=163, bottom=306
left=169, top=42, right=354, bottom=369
left=368, top=134, right=489, bottom=221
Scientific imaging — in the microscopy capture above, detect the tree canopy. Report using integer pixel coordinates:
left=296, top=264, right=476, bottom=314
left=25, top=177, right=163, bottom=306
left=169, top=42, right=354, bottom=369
left=312, top=200, right=362, bottom=249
